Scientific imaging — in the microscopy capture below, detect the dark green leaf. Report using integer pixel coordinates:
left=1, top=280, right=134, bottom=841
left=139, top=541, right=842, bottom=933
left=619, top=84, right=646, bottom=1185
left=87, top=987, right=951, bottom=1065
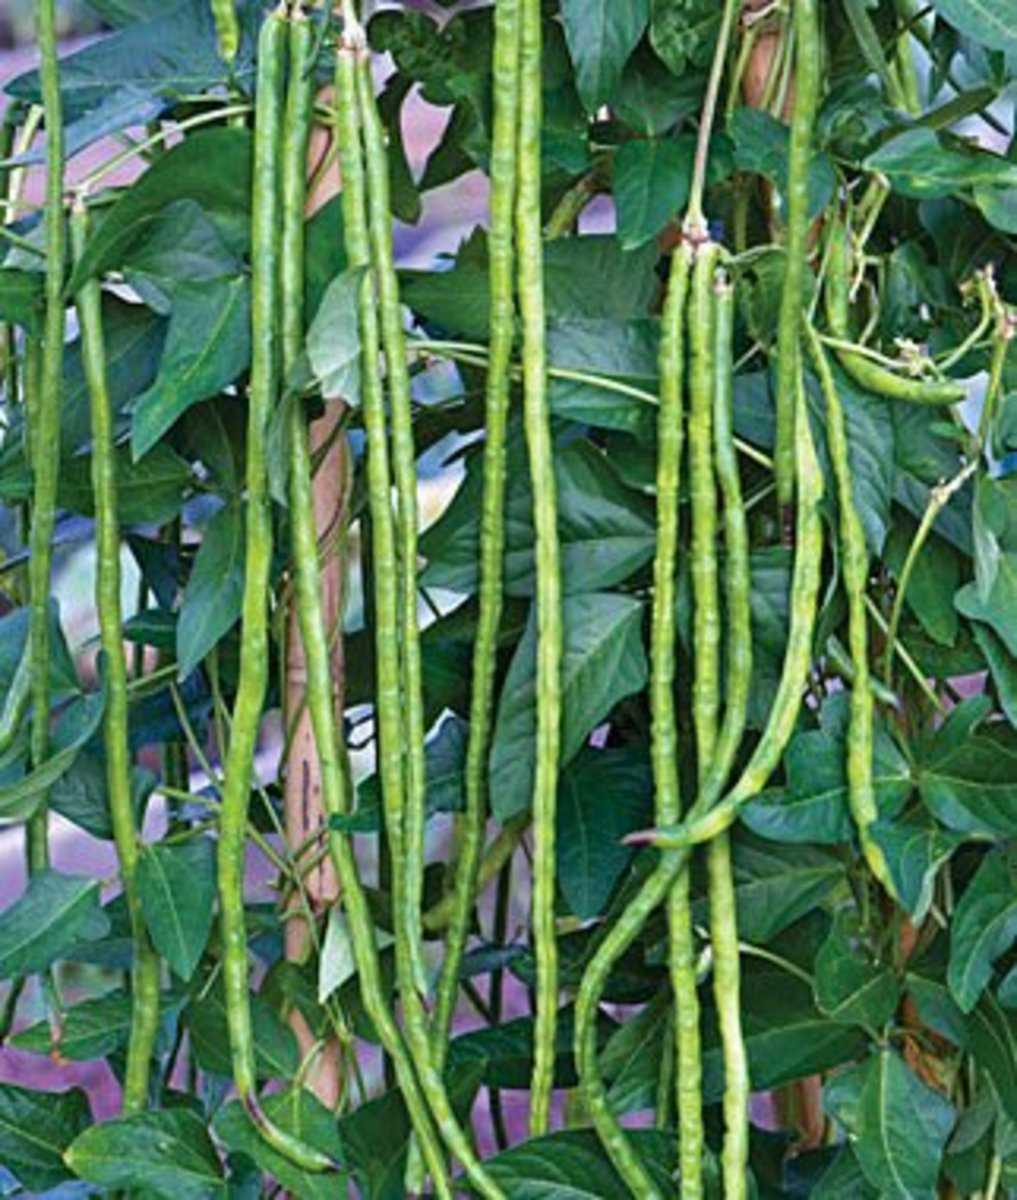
left=870, top=811, right=963, bottom=921
left=187, top=985, right=300, bottom=1082
left=865, top=128, right=1017, bottom=199
left=731, top=107, right=837, bottom=222
left=650, top=0, right=721, bottom=75
left=0, top=871, right=108, bottom=979
left=0, top=1084, right=91, bottom=1193
left=556, top=747, right=653, bottom=920
left=489, top=592, right=648, bottom=821
left=966, top=992, right=1017, bottom=1124
left=447, top=1007, right=596, bottom=1090
left=65, top=1109, right=226, bottom=1199
left=814, top=914, right=900, bottom=1029
left=137, top=837, right=216, bottom=980
left=928, top=0, right=1017, bottom=59
left=613, top=136, right=693, bottom=250
left=560, top=0, right=649, bottom=111
left=728, top=834, right=845, bottom=944
left=948, top=849, right=1017, bottom=1012
left=131, top=276, right=251, bottom=461
left=176, top=502, right=245, bottom=679
left=0, top=268, right=43, bottom=333
left=13, top=991, right=138, bottom=1061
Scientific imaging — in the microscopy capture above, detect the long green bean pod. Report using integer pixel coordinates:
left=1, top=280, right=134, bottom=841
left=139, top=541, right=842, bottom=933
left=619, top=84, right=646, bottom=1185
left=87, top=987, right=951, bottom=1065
left=279, top=6, right=313, bottom=378
left=354, top=27, right=430, bottom=1005
left=804, top=322, right=892, bottom=891
left=772, top=0, right=819, bottom=518
left=651, top=241, right=703, bottom=1197
left=26, top=0, right=67, bottom=874
left=216, top=9, right=336, bottom=1171
left=71, top=200, right=162, bottom=1115
left=517, top=0, right=563, bottom=1139
left=211, top=0, right=240, bottom=66
left=431, top=0, right=520, bottom=1066
left=706, top=273, right=751, bottom=1196
left=824, top=217, right=965, bottom=406
left=579, top=379, right=824, bottom=1184
left=338, top=15, right=504, bottom=1197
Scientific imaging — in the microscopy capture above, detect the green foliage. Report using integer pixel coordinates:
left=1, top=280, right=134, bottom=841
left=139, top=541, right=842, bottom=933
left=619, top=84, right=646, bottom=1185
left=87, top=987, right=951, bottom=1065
left=2, top=0, right=1017, bottom=1194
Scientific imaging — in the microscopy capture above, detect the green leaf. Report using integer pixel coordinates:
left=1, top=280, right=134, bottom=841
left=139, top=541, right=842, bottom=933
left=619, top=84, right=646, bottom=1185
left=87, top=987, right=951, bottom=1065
left=727, top=834, right=845, bottom=944
left=56, top=444, right=192, bottom=527
left=0, top=1083, right=91, bottom=1193
left=811, top=1147, right=878, bottom=1199
left=560, top=0, right=649, bottom=111
left=917, top=725, right=1017, bottom=838
left=131, top=276, right=251, bottom=461
left=13, top=991, right=138, bottom=1061
left=137, top=837, right=216, bottom=980
left=0, top=604, right=78, bottom=703
left=650, top=0, right=722, bottom=75
left=966, top=992, right=1017, bottom=1124
left=447, top=1007, right=597, bottom=1091
left=68, top=127, right=252, bottom=287
left=870, top=811, right=963, bottom=921
left=485, top=1128, right=679, bottom=1198
left=814, top=914, right=900, bottom=1030
left=65, top=1109, right=227, bottom=1199
left=187, top=984, right=300, bottom=1082
left=948, top=849, right=1017, bottom=1012
left=176, top=502, right=245, bottom=679
left=613, top=136, right=693, bottom=250
left=0, top=871, right=108, bottom=979
left=213, top=1090, right=347, bottom=1200
left=730, top=107, right=837, bottom=222
left=556, top=747, right=653, bottom=920
left=600, top=992, right=671, bottom=1116
left=422, top=435, right=657, bottom=597
left=0, top=268, right=44, bottom=333
left=929, top=0, right=1017, bottom=58
left=699, top=966, right=867, bottom=1100
left=906, top=971, right=969, bottom=1047
left=305, top=267, right=366, bottom=404
left=825, top=1051, right=954, bottom=1198
left=489, top=592, right=648, bottom=821
left=884, top=519, right=960, bottom=647
left=865, top=128, right=1017, bottom=199
left=318, top=910, right=393, bottom=1004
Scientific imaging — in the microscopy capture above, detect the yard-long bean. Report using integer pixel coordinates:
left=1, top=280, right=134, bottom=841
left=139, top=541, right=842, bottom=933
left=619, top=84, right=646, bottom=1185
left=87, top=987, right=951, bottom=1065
left=72, top=200, right=162, bottom=1115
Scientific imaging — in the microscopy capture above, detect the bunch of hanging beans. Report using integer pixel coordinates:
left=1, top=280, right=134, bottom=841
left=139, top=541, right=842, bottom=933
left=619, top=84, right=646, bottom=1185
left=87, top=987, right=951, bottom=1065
left=203, top=0, right=997, bottom=1196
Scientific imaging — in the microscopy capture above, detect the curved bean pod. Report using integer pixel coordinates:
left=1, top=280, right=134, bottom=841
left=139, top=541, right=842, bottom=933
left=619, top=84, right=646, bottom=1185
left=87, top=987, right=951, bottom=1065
left=804, top=321, right=892, bottom=891
left=211, top=0, right=240, bottom=66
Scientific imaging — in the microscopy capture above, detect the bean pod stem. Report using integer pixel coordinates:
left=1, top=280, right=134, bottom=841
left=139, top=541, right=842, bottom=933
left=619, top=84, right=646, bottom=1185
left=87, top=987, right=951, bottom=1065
left=26, top=0, right=67, bottom=875
left=72, top=201, right=162, bottom=1116
left=517, top=0, right=563, bottom=1140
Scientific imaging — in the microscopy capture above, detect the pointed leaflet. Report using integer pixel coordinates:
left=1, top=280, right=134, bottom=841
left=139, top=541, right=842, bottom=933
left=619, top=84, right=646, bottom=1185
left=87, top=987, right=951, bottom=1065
left=613, top=136, right=694, bottom=250
left=0, top=872, right=108, bottom=978
left=65, top=1109, right=226, bottom=1199
left=948, top=849, right=1017, bottom=1012
left=0, top=1084, right=91, bottom=1193
left=137, top=837, right=216, bottom=980
left=131, top=276, right=251, bottom=461
left=176, top=502, right=245, bottom=679
left=814, top=914, right=900, bottom=1030
left=305, top=266, right=365, bottom=404
left=489, top=593, right=649, bottom=821
left=559, top=0, right=649, bottom=112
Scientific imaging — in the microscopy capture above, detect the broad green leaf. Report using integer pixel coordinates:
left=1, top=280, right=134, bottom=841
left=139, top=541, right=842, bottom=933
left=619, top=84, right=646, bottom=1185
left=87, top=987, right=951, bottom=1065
left=0, top=603, right=78, bottom=701
left=948, top=850, right=1017, bottom=1012
left=55, top=444, right=192, bottom=527
left=560, top=0, right=649, bottom=111
left=884, top=519, right=959, bottom=647
left=650, top=0, right=722, bottom=74
left=122, top=198, right=243, bottom=314
left=137, top=837, right=216, bottom=980
left=865, top=128, right=1017, bottom=199
left=972, top=618, right=1017, bottom=728
left=726, top=834, right=845, bottom=944
left=65, top=1109, right=226, bottom=1199
left=929, top=0, right=1017, bottom=58
left=485, top=1128, right=680, bottom=1198
left=213, top=1090, right=346, bottom=1200
left=305, top=267, right=366, bottom=404
left=0, top=871, right=108, bottom=979
left=814, top=915, right=900, bottom=1030
left=447, top=1007, right=598, bottom=1090
left=699, top=966, right=867, bottom=1100
left=974, top=184, right=1017, bottom=234
left=826, top=1051, right=954, bottom=1198
left=811, top=1147, right=878, bottom=1199
left=176, top=502, right=245, bottom=679
left=743, top=719, right=911, bottom=845
left=906, top=972, right=969, bottom=1047
left=556, top=747, right=653, bottom=920
left=422, top=436, right=657, bottom=597
left=730, top=107, right=837, bottom=222
left=13, top=991, right=137, bottom=1061
left=614, top=46, right=706, bottom=136
left=187, top=985, right=300, bottom=1082
left=966, top=992, right=1017, bottom=1123
left=870, top=811, right=963, bottom=921
left=131, top=276, right=251, bottom=461
left=68, top=127, right=253, bottom=287
left=489, top=593, right=648, bottom=821
left=613, top=136, right=693, bottom=250
left=917, top=727, right=1017, bottom=837
left=0, top=1083, right=91, bottom=1193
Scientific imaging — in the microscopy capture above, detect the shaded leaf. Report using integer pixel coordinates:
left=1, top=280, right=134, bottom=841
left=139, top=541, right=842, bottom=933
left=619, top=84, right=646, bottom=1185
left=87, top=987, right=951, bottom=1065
left=0, top=872, right=108, bottom=979
left=137, top=837, right=216, bottom=980
left=0, top=1084, right=91, bottom=1193
left=176, top=502, right=245, bottom=679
